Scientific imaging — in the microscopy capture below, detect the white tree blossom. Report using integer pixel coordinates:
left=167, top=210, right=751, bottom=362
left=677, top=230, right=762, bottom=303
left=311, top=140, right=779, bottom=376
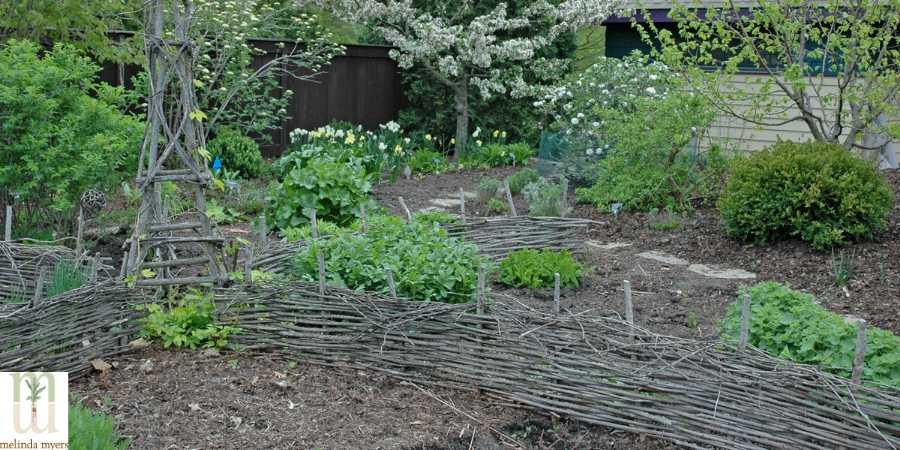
left=303, top=0, right=625, bottom=157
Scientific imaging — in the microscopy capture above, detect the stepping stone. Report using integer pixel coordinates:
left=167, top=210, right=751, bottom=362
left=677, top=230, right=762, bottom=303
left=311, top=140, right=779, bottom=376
left=636, top=250, right=689, bottom=266
left=586, top=240, right=633, bottom=250
left=687, top=264, right=756, bottom=280
left=418, top=206, right=446, bottom=212
left=430, top=198, right=462, bottom=208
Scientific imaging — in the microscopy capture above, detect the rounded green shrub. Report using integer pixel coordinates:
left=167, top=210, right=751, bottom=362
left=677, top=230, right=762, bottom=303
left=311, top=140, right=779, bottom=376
left=208, top=127, right=264, bottom=178
left=506, top=168, right=540, bottom=195
left=266, top=147, right=372, bottom=229
left=718, top=141, right=892, bottom=249
left=499, top=249, right=582, bottom=289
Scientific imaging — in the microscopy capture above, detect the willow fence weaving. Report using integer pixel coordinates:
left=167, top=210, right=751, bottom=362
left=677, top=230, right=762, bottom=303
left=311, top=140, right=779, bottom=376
left=215, top=281, right=900, bottom=450
left=0, top=242, right=115, bottom=305
left=249, top=216, right=592, bottom=273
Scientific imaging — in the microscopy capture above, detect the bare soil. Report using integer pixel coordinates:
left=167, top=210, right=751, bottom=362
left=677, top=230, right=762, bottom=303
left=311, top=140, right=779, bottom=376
left=72, top=349, right=678, bottom=450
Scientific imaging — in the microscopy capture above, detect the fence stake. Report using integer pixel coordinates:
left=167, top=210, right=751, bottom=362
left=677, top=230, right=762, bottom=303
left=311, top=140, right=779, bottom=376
left=386, top=269, right=396, bottom=297
left=477, top=266, right=486, bottom=315
left=119, top=250, right=128, bottom=278
left=739, top=290, right=752, bottom=350
left=504, top=180, right=517, bottom=217
left=4, top=204, right=12, bottom=241
left=32, top=267, right=47, bottom=307
left=75, top=206, right=85, bottom=257
left=851, top=320, right=867, bottom=385
left=623, top=280, right=634, bottom=325
left=561, top=178, right=569, bottom=216
left=90, top=253, right=100, bottom=283
left=310, top=209, right=319, bottom=239
left=244, top=249, right=253, bottom=287
left=256, top=215, right=267, bottom=250
left=553, top=273, right=561, bottom=315
left=316, top=251, right=326, bottom=295
left=398, top=196, right=412, bottom=222
left=459, top=188, right=466, bottom=224
left=360, top=206, right=368, bottom=234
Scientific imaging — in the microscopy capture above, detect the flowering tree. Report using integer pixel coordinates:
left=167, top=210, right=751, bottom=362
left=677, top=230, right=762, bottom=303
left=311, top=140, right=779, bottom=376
left=307, top=0, right=625, bottom=157
left=636, top=0, right=900, bottom=167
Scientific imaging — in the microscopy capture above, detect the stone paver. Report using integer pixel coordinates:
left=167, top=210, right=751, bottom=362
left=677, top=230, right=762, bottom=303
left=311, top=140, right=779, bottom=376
left=586, top=240, right=633, bottom=250
left=636, top=250, right=689, bottom=266
left=687, top=264, right=756, bottom=280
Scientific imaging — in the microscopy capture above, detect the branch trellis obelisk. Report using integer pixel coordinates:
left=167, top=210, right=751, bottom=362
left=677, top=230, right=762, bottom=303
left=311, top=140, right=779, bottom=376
left=125, top=0, right=225, bottom=286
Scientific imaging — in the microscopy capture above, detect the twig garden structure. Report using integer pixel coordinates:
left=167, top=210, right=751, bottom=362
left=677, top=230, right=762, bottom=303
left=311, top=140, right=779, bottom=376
left=124, top=0, right=226, bottom=286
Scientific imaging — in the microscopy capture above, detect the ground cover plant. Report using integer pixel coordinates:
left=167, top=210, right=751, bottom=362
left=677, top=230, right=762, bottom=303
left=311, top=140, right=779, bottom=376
left=722, top=282, right=900, bottom=388
left=718, top=141, right=892, bottom=249
left=499, top=249, right=582, bottom=289
left=137, top=290, right=239, bottom=350
left=69, top=401, right=130, bottom=450
left=292, top=215, right=484, bottom=303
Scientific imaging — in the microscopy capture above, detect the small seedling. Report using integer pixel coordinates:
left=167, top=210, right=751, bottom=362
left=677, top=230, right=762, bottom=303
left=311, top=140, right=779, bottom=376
left=831, top=249, right=855, bottom=287
left=685, top=311, right=698, bottom=329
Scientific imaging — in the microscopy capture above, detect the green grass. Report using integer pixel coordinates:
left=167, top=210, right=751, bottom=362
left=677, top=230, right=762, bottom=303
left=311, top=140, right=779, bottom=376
left=69, top=402, right=130, bottom=450
left=47, top=259, right=89, bottom=298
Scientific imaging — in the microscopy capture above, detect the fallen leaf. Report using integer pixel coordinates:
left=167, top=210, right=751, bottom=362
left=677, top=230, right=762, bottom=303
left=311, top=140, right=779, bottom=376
left=91, top=359, right=112, bottom=372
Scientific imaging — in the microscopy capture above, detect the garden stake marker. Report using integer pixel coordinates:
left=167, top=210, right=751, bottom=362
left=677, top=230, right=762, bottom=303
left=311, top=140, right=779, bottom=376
left=459, top=188, right=466, bottom=224
left=4, top=204, right=12, bottom=241
left=310, top=210, right=326, bottom=295
left=739, top=290, right=751, bottom=350
left=90, top=253, right=100, bottom=283
left=561, top=178, right=569, bottom=216
left=386, top=270, right=396, bottom=297
left=31, top=267, right=46, bottom=307
left=243, top=250, right=253, bottom=287
left=852, top=320, right=867, bottom=385
left=623, top=280, right=634, bottom=342
left=477, top=266, right=486, bottom=315
left=553, top=273, right=561, bottom=315
left=504, top=180, right=517, bottom=217
left=75, top=206, right=85, bottom=257
left=398, top=196, right=412, bottom=222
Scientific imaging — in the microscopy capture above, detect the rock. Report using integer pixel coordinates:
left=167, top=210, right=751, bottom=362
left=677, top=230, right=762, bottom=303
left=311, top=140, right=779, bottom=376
left=636, top=250, right=689, bottom=266
left=586, top=240, right=633, bottom=250
left=91, top=358, right=112, bottom=373
left=430, top=198, right=462, bottom=208
left=687, top=264, right=756, bottom=280
left=201, top=348, right=220, bottom=357
left=139, top=359, right=154, bottom=373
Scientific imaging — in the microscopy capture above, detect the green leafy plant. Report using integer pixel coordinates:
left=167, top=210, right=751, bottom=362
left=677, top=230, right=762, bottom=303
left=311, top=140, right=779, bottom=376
left=499, top=249, right=582, bottom=289
left=292, top=215, right=484, bottom=303
left=266, top=146, right=372, bottom=228
left=207, top=127, right=264, bottom=178
left=574, top=91, right=725, bottom=213
left=524, top=178, right=569, bottom=217
left=206, top=199, right=241, bottom=225
left=831, top=250, right=856, bottom=287
left=46, top=259, right=89, bottom=299
left=69, top=402, right=130, bottom=450
left=0, top=40, right=142, bottom=231
left=718, top=141, right=892, bottom=249
left=412, top=210, right=460, bottom=226
left=477, top=177, right=502, bottom=203
left=408, top=148, right=449, bottom=175
left=463, top=142, right=535, bottom=168
left=722, top=282, right=900, bottom=388
left=486, top=198, right=507, bottom=215
left=506, top=168, right=540, bottom=195
left=280, top=219, right=348, bottom=243
left=137, top=291, right=239, bottom=349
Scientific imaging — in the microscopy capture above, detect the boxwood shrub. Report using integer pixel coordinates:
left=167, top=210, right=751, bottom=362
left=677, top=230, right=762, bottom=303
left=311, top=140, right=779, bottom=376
left=718, top=141, right=892, bottom=249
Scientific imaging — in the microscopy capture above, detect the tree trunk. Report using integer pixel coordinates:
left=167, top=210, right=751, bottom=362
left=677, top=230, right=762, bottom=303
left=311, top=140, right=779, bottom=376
left=453, top=81, right=469, bottom=159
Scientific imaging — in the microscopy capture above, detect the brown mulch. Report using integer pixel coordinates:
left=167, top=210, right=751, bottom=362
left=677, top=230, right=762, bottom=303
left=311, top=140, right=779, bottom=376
left=72, top=349, right=679, bottom=450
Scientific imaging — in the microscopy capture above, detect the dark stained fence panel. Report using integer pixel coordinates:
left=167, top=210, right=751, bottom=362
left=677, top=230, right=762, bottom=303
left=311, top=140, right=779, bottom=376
left=100, top=41, right=402, bottom=158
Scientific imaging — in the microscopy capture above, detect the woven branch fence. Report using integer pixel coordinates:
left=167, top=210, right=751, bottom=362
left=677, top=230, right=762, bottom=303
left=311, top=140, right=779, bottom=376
left=0, top=242, right=115, bottom=304
left=250, top=216, right=592, bottom=273
left=0, top=281, right=156, bottom=378
left=214, top=281, right=900, bottom=450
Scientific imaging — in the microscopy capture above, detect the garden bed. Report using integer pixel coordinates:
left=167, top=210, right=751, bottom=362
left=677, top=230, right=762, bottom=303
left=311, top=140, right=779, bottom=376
left=374, top=167, right=900, bottom=338
left=72, top=348, right=677, bottom=450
